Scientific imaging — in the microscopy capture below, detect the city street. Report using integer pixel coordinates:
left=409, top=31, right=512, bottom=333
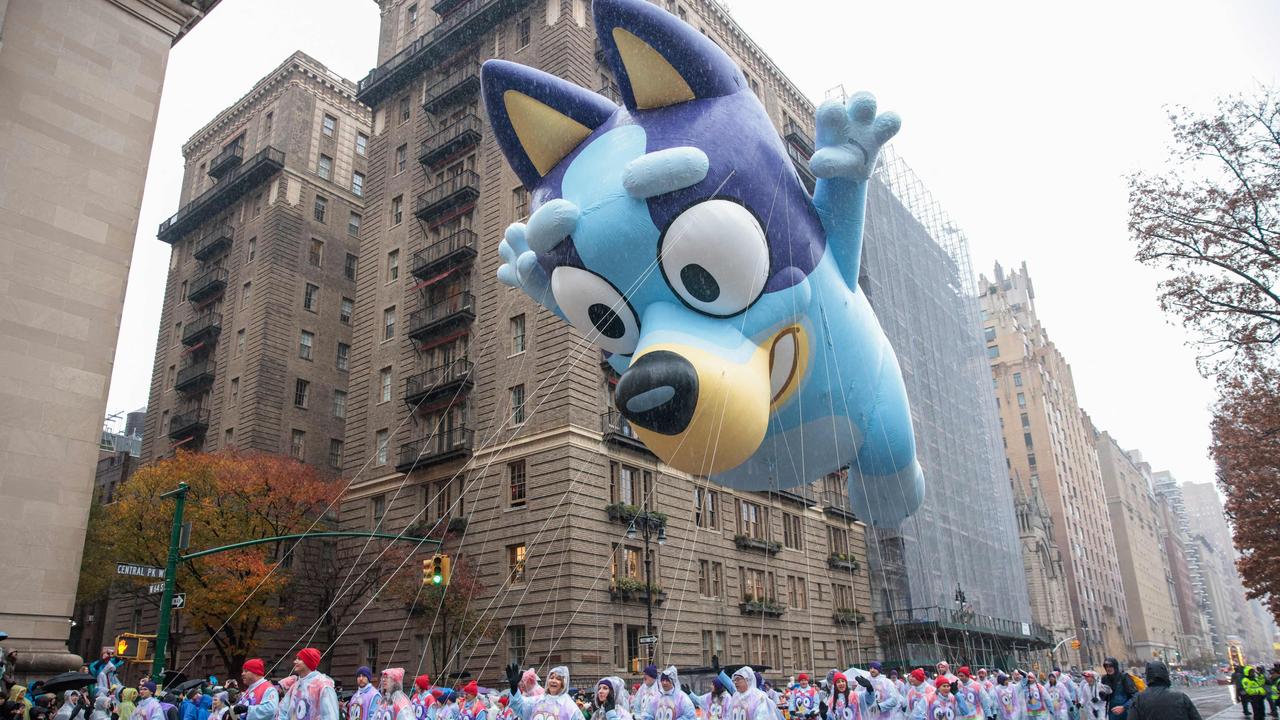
left=1194, top=684, right=1245, bottom=719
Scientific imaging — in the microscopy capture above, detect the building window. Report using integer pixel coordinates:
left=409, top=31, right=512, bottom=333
left=828, top=525, right=850, bottom=556
left=515, top=16, right=531, bottom=49
left=1020, top=412, right=1030, bottom=428
left=333, top=390, right=347, bottom=419
left=1017, top=392, right=1026, bottom=408
left=407, top=3, right=418, bottom=26
left=299, top=330, right=314, bottom=360
left=236, top=329, right=246, bottom=356
left=340, top=298, right=354, bottom=324
left=345, top=253, right=358, bottom=281
left=264, top=111, right=274, bottom=133
left=509, top=459, right=527, bottom=507
left=984, top=326, right=997, bottom=342
left=740, top=567, right=775, bottom=603
left=351, top=171, right=365, bottom=197
left=294, top=379, right=310, bottom=408
left=348, top=212, right=362, bottom=237
left=610, top=461, right=651, bottom=506
left=336, top=342, right=350, bottom=371
left=383, top=307, right=396, bottom=340
left=507, top=625, right=526, bottom=666
left=396, top=144, right=408, bottom=173
left=694, top=487, right=718, bottom=529
left=739, top=500, right=767, bottom=540
left=1024, top=432, right=1034, bottom=448
left=318, top=154, right=333, bottom=180
left=179, top=279, right=188, bottom=300
left=224, top=428, right=234, bottom=447
left=512, top=186, right=529, bottom=220
left=387, top=249, right=400, bottom=282
left=328, top=439, right=343, bottom=469
left=363, top=638, right=378, bottom=670
left=314, top=195, right=327, bottom=223
left=166, top=364, right=176, bottom=388
left=355, top=132, right=368, bottom=156
left=510, top=314, right=526, bottom=354
left=392, top=195, right=403, bottom=225
left=698, top=559, right=723, bottom=597
left=252, top=193, right=262, bottom=217
left=379, top=367, right=393, bottom=403
left=161, top=410, right=169, bottom=434
left=399, top=96, right=410, bottom=124
left=987, top=345, right=999, bottom=358
left=242, top=281, right=252, bottom=308
left=230, top=377, right=240, bottom=405
left=290, top=429, right=305, bottom=459
left=510, top=384, right=526, bottom=424
left=304, top=283, right=320, bottom=311
left=322, top=113, right=336, bottom=137
left=310, top=238, right=324, bottom=267
left=509, top=544, right=527, bottom=582
left=1013, top=372, right=1023, bottom=387
left=375, top=429, right=389, bottom=465
left=787, top=575, right=808, bottom=609
left=247, top=237, right=256, bottom=261
left=782, top=512, right=804, bottom=550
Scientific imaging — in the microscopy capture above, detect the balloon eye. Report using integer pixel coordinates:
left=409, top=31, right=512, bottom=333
left=550, top=266, right=640, bottom=355
left=660, top=199, right=769, bottom=317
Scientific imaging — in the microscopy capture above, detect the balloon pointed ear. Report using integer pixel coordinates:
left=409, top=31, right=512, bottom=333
left=482, top=60, right=619, bottom=189
left=594, top=0, right=745, bottom=111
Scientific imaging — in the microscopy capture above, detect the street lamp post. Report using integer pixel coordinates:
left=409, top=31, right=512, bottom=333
left=954, top=583, right=969, bottom=664
left=626, top=512, right=666, bottom=662
left=1080, top=618, right=1090, bottom=667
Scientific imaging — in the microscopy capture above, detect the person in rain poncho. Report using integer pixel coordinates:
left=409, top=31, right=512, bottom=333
left=349, top=670, right=381, bottom=720
left=727, top=668, right=774, bottom=720
left=457, top=683, right=485, bottom=720
left=95, top=657, right=123, bottom=700
left=1045, top=675, right=1070, bottom=720
left=952, top=667, right=986, bottom=720
left=788, top=675, right=820, bottom=720
left=372, top=669, right=414, bottom=720
left=231, top=659, right=277, bottom=720
left=987, top=675, right=1019, bottom=720
left=132, top=683, right=164, bottom=720
left=208, top=694, right=229, bottom=720
left=118, top=689, right=138, bottom=720
left=821, top=672, right=871, bottom=720
left=855, top=665, right=896, bottom=720
left=1076, top=672, right=1108, bottom=720
left=283, top=649, right=338, bottom=720
left=492, top=697, right=515, bottom=720
left=1051, top=672, right=1078, bottom=720
left=91, top=694, right=112, bottom=720
left=587, top=677, right=630, bottom=720
left=696, top=681, right=729, bottom=720
left=629, top=669, right=657, bottom=720
left=636, top=667, right=694, bottom=720
left=505, top=664, right=583, bottom=720
left=517, top=673, right=544, bottom=701
left=1019, top=673, right=1053, bottom=720
left=927, top=677, right=976, bottom=720
left=56, top=691, right=92, bottom=720
left=407, top=676, right=432, bottom=720
left=900, top=670, right=933, bottom=720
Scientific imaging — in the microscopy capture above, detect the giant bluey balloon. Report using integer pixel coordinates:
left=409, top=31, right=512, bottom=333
left=481, top=0, right=923, bottom=525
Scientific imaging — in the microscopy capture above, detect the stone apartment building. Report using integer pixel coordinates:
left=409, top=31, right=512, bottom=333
left=1151, top=472, right=1216, bottom=660
left=334, top=0, right=879, bottom=685
left=979, top=262, right=1131, bottom=667
left=1093, top=433, right=1179, bottom=663
left=102, top=51, right=372, bottom=679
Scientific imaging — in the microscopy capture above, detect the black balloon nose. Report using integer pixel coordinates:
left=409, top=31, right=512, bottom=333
left=615, top=350, right=699, bottom=436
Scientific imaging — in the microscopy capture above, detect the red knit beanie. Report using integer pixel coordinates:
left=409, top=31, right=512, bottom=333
left=415, top=675, right=431, bottom=691
left=297, top=648, right=321, bottom=671
left=243, top=659, right=265, bottom=676
left=910, top=669, right=926, bottom=683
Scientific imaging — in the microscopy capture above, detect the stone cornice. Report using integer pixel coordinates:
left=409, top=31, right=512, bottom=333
left=104, top=0, right=220, bottom=44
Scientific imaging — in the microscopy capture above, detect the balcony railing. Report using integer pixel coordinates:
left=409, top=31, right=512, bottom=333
left=414, top=171, right=480, bottom=221
left=597, top=82, right=622, bottom=104
left=404, top=358, right=474, bottom=407
left=158, top=147, right=284, bottom=243
left=181, top=311, right=222, bottom=347
left=175, top=359, right=216, bottom=394
left=408, top=292, right=476, bottom=341
left=411, top=229, right=478, bottom=280
left=419, top=115, right=483, bottom=168
left=601, top=410, right=655, bottom=456
left=423, top=64, right=481, bottom=113
left=355, top=0, right=523, bottom=107
left=168, top=407, right=210, bottom=439
left=786, top=142, right=815, bottom=193
left=872, top=606, right=1055, bottom=646
left=192, top=224, right=233, bottom=261
left=207, top=144, right=245, bottom=179
left=783, top=120, right=814, bottom=156
left=187, top=267, right=229, bottom=303
left=396, top=427, right=474, bottom=473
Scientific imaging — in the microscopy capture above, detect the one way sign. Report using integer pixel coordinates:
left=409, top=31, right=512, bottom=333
left=171, top=593, right=186, bottom=609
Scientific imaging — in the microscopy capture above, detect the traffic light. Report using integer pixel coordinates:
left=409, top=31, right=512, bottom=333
left=423, top=554, right=452, bottom=586
left=114, top=634, right=152, bottom=662
left=1070, top=639, right=1081, bottom=649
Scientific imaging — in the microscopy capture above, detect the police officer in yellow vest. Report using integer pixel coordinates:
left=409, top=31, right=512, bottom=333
left=1240, top=666, right=1267, bottom=720
left=1266, top=664, right=1279, bottom=719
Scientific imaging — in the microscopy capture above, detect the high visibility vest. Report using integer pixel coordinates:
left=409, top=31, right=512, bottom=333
left=1241, top=670, right=1266, bottom=697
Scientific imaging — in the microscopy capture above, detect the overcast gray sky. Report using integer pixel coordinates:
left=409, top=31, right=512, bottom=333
left=107, top=0, right=1280, bottom=488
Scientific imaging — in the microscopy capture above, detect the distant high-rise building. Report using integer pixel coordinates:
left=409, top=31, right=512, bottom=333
left=0, top=0, right=220, bottom=678
left=1152, top=472, right=1215, bottom=659
left=979, top=262, right=1131, bottom=666
left=1093, top=431, right=1178, bottom=662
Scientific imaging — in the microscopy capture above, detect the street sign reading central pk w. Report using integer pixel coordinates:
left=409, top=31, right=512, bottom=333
left=117, top=563, right=164, bottom=579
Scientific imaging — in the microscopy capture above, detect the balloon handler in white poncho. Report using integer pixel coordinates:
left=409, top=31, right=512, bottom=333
left=505, top=665, right=585, bottom=720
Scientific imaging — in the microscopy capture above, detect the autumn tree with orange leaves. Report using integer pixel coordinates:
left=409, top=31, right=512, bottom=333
left=1131, top=88, right=1280, bottom=622
left=78, top=451, right=341, bottom=676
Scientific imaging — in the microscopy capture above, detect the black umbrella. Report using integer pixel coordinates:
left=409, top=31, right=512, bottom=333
left=161, top=671, right=188, bottom=688
left=40, top=672, right=96, bottom=695
left=172, top=679, right=208, bottom=694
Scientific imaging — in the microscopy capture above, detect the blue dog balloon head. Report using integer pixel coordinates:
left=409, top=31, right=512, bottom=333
left=483, top=0, right=925, bottom=526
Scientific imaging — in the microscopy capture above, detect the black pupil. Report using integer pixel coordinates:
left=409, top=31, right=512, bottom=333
left=680, top=263, right=720, bottom=303
left=588, top=303, right=625, bottom=339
